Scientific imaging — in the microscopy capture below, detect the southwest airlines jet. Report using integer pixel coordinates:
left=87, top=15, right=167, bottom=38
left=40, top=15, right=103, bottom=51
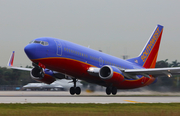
left=8, top=24, right=180, bottom=95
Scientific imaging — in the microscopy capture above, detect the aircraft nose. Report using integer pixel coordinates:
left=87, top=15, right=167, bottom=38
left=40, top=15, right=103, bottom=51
left=24, top=44, right=37, bottom=59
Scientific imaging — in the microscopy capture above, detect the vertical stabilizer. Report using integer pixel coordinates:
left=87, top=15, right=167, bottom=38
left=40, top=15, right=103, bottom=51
left=127, top=25, right=163, bottom=68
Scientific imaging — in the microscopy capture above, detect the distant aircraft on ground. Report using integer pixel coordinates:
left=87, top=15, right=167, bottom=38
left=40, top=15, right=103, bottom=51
left=8, top=24, right=180, bottom=95
left=23, top=79, right=82, bottom=91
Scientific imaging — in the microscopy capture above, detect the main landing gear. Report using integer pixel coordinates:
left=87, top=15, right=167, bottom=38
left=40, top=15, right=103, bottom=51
left=69, top=78, right=81, bottom=95
left=106, top=86, right=117, bottom=95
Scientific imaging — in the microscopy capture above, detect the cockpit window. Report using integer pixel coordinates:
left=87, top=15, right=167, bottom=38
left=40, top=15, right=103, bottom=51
left=34, top=41, right=41, bottom=44
left=41, top=41, right=44, bottom=45
left=29, top=40, right=49, bottom=46
left=42, top=41, right=49, bottom=46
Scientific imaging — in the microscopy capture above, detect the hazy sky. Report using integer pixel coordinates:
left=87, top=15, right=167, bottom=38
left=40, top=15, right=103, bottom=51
left=1, top=0, right=180, bottom=67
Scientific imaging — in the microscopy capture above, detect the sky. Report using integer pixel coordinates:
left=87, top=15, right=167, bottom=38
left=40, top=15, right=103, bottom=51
left=0, top=0, right=180, bottom=67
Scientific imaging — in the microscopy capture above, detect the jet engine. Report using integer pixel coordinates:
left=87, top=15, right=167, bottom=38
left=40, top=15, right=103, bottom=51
left=30, top=68, right=56, bottom=84
left=99, top=65, right=124, bottom=84
left=151, top=77, right=158, bottom=84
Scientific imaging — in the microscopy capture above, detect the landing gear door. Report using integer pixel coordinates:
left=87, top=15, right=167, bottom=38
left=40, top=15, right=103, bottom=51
left=54, top=40, right=62, bottom=56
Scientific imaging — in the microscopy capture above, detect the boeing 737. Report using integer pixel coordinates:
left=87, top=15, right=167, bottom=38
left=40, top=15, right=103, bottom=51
left=8, top=24, right=180, bottom=95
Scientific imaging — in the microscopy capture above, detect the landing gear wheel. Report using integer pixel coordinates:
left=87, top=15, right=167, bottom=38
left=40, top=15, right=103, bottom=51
left=106, top=87, right=111, bottom=95
left=70, top=87, right=75, bottom=95
left=106, top=87, right=117, bottom=95
left=112, top=87, right=117, bottom=95
left=70, top=78, right=82, bottom=95
left=75, top=87, right=81, bottom=95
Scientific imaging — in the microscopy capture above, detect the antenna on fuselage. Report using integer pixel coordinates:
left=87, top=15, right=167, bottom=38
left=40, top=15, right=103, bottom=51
left=122, top=55, right=129, bottom=60
left=122, top=47, right=129, bottom=59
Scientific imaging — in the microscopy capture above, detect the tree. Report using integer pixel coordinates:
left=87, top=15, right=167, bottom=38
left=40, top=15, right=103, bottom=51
left=0, top=67, right=35, bottom=86
left=149, top=59, right=180, bottom=91
left=169, top=60, right=180, bottom=67
left=155, top=59, right=169, bottom=68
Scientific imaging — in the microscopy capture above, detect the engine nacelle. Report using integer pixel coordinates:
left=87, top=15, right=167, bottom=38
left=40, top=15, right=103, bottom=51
left=99, top=65, right=124, bottom=84
left=151, top=77, right=158, bottom=84
left=30, top=68, right=56, bottom=84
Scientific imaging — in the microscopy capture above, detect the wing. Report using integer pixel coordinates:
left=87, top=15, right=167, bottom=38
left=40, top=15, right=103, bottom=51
left=8, top=66, right=32, bottom=71
left=122, top=67, right=180, bottom=78
left=87, top=66, right=180, bottom=78
left=7, top=51, right=32, bottom=71
left=7, top=51, right=72, bottom=80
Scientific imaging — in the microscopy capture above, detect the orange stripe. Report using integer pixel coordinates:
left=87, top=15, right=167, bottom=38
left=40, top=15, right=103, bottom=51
left=150, top=51, right=158, bottom=68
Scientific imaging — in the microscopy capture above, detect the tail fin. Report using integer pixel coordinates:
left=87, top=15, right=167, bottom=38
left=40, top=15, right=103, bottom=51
left=127, top=24, right=163, bottom=68
left=7, top=51, right=15, bottom=67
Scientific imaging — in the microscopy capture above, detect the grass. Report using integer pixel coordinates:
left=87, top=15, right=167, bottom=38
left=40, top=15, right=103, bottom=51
left=0, top=103, right=179, bottom=116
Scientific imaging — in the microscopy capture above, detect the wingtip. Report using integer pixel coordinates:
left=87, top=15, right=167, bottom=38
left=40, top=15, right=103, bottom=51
left=7, top=51, right=15, bottom=67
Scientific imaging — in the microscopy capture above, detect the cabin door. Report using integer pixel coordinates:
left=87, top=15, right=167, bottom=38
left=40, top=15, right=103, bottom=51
left=99, top=57, right=103, bottom=67
left=54, top=40, right=62, bottom=56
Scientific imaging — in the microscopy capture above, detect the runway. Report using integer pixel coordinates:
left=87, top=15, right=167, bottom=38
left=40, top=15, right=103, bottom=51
left=0, top=91, right=179, bottom=103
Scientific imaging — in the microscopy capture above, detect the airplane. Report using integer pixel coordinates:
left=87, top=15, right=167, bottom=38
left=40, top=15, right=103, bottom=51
left=23, top=79, right=82, bottom=91
left=8, top=24, right=180, bottom=95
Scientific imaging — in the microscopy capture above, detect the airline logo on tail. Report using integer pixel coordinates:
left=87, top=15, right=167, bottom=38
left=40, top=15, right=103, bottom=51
left=141, top=27, right=161, bottom=62
left=8, top=51, right=15, bottom=66
left=127, top=25, right=163, bottom=68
